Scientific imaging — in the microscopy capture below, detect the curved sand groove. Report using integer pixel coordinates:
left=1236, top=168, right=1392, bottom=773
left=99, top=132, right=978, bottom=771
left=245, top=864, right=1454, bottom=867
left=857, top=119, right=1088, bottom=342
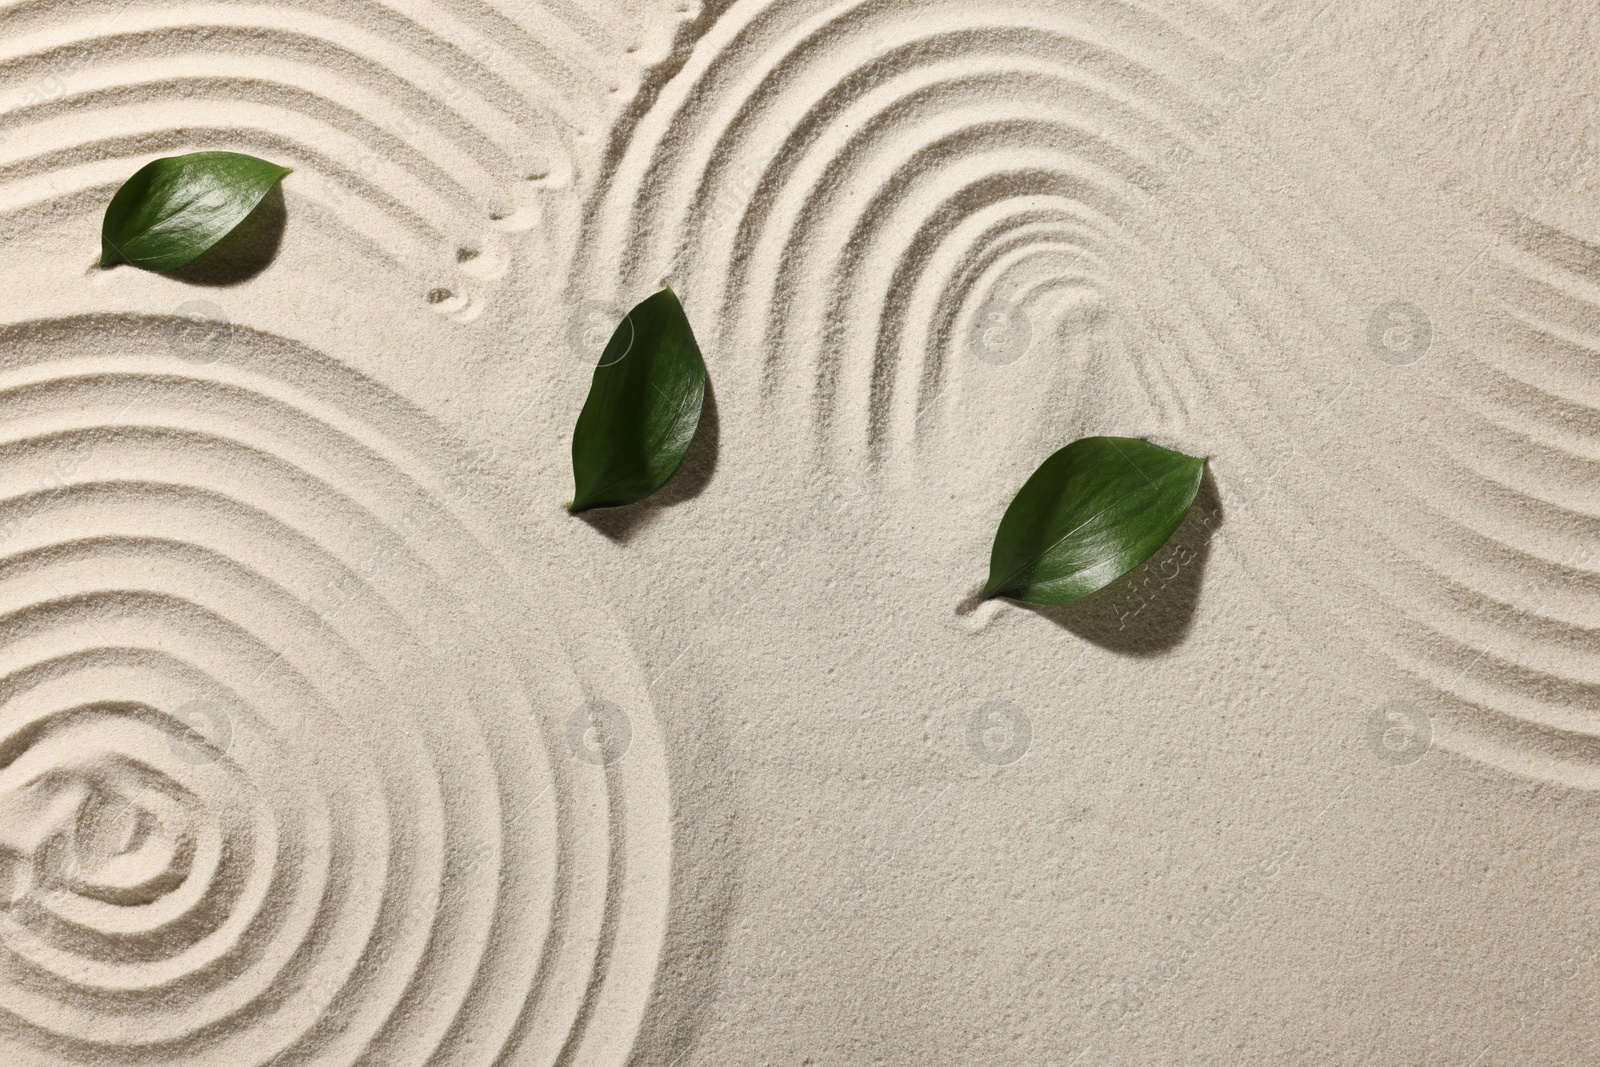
left=1032, top=147, right=1600, bottom=792
left=576, top=0, right=1240, bottom=458
left=0, top=0, right=691, bottom=318
left=1103, top=87, right=1600, bottom=789
left=1379, top=233, right=1600, bottom=784
left=1158, top=143, right=1600, bottom=782
left=0, top=316, right=669, bottom=1066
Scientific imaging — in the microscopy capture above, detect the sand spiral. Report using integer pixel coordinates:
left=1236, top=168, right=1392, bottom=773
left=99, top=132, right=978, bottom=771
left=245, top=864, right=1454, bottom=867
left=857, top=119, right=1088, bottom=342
left=0, top=315, right=668, bottom=1065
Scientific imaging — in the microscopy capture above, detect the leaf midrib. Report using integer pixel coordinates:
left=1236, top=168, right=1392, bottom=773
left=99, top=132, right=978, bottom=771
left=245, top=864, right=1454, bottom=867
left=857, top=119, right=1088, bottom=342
left=989, top=461, right=1192, bottom=597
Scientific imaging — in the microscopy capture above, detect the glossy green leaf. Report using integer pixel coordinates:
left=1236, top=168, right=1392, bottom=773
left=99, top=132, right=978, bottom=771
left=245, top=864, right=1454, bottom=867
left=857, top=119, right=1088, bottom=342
left=569, top=288, right=707, bottom=513
left=982, top=436, right=1206, bottom=605
left=100, top=152, right=291, bottom=271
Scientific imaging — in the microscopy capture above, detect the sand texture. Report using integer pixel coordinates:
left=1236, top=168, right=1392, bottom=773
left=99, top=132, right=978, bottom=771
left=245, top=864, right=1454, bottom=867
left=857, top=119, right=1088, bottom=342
left=0, top=0, right=1598, bottom=1064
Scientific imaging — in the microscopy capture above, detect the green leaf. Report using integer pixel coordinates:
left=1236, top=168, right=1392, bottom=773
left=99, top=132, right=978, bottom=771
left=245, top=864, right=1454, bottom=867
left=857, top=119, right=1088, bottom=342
left=982, top=436, right=1206, bottom=605
left=100, top=151, right=291, bottom=271
left=569, top=288, right=707, bottom=513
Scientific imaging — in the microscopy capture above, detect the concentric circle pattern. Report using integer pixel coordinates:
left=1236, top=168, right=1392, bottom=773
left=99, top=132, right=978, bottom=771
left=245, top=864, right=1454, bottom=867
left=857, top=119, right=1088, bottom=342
left=0, top=315, right=668, bottom=1066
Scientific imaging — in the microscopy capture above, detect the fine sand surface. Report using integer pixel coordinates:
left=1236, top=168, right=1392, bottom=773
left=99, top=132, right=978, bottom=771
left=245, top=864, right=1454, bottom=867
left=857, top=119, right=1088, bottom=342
left=0, top=0, right=1598, bottom=1064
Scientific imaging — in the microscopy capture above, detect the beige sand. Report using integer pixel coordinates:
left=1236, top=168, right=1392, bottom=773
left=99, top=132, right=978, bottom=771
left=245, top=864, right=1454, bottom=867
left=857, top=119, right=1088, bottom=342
left=0, top=0, right=1596, bottom=1063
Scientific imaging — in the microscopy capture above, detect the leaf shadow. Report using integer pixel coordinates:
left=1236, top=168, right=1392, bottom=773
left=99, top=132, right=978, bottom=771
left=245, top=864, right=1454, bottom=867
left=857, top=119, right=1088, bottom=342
left=576, top=375, right=719, bottom=544
left=1020, top=468, right=1224, bottom=656
left=164, top=185, right=287, bottom=286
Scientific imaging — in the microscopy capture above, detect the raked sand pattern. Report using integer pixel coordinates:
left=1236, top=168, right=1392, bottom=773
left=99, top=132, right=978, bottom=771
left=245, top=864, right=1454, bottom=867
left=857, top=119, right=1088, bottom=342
left=0, top=0, right=687, bottom=1062
left=3, top=0, right=1600, bottom=1063
left=0, top=318, right=670, bottom=1064
left=587, top=0, right=1600, bottom=787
